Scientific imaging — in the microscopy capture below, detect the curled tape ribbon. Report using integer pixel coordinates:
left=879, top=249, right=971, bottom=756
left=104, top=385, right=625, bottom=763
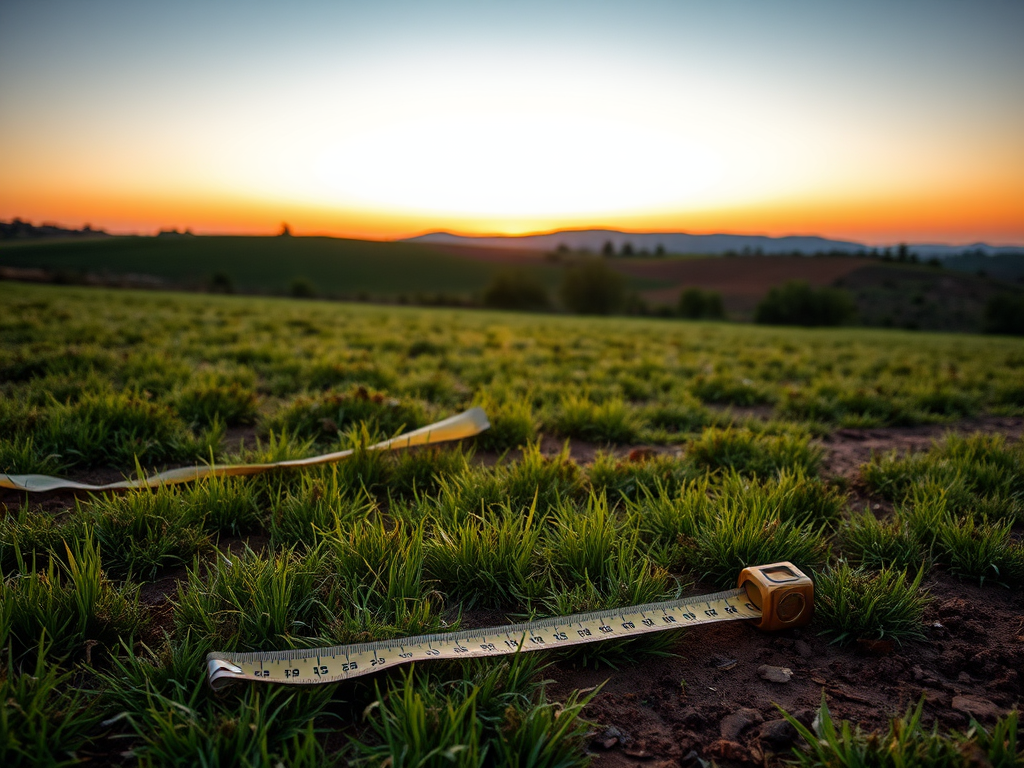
left=0, top=407, right=490, bottom=493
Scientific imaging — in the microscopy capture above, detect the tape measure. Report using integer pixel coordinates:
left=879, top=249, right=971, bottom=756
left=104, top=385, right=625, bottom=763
left=0, top=407, right=490, bottom=493
left=207, top=562, right=813, bottom=689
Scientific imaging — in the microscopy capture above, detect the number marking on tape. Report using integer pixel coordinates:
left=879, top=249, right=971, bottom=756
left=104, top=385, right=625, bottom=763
left=207, top=587, right=759, bottom=689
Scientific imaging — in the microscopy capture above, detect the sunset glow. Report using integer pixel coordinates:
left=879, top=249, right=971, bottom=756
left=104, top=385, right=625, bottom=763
left=2, top=1, right=1022, bottom=245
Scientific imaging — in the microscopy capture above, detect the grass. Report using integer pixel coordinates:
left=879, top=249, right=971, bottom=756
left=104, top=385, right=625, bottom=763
left=2, top=532, right=144, bottom=659
left=813, top=562, right=929, bottom=645
left=1, top=642, right=102, bottom=767
left=2, top=281, right=1022, bottom=763
left=782, top=694, right=1021, bottom=767
left=355, top=656, right=594, bottom=768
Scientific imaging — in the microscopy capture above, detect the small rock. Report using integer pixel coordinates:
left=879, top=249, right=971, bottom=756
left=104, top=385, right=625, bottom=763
left=794, top=640, right=813, bottom=658
left=952, top=695, right=1003, bottom=721
left=759, top=718, right=797, bottom=748
left=957, top=672, right=973, bottom=684
left=594, top=725, right=628, bottom=749
left=758, top=664, right=794, bottom=683
left=720, top=708, right=763, bottom=740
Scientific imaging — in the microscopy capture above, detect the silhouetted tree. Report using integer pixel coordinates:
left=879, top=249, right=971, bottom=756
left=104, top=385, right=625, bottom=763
left=755, top=281, right=856, bottom=326
left=602, top=240, right=615, bottom=257
left=559, top=260, right=626, bottom=315
left=678, top=288, right=725, bottom=320
left=209, top=271, right=234, bottom=294
left=983, top=294, right=1024, bottom=335
left=621, top=242, right=634, bottom=257
left=481, top=270, right=551, bottom=311
left=289, top=276, right=317, bottom=298
left=655, top=244, right=666, bottom=257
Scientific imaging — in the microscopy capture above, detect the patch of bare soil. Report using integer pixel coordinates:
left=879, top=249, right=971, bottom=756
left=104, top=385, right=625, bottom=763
left=821, top=416, right=1022, bottom=516
left=544, top=572, right=1022, bottom=767
left=616, top=256, right=868, bottom=315
left=424, top=243, right=552, bottom=265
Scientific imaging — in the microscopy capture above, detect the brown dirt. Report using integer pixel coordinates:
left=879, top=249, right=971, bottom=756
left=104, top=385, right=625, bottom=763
left=616, top=257, right=868, bottom=314
left=425, top=243, right=552, bottom=265
left=820, top=415, right=1023, bottom=483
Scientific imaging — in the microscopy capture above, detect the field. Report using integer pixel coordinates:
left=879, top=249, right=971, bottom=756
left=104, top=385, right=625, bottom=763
left=1, top=281, right=1022, bottom=766
left=0, top=236, right=587, bottom=299
left=3, top=235, right=1020, bottom=333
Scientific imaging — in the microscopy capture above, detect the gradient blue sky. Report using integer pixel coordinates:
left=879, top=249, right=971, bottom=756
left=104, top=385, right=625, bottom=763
left=2, top=0, right=1022, bottom=243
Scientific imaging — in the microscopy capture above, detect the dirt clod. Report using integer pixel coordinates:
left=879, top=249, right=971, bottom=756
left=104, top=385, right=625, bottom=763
left=759, top=718, right=798, bottom=749
left=951, top=694, right=1004, bottom=721
left=757, top=664, right=793, bottom=683
left=719, top=708, right=762, bottom=740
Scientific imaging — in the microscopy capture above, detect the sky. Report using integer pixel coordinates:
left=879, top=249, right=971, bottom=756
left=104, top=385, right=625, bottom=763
left=1, top=0, right=1022, bottom=245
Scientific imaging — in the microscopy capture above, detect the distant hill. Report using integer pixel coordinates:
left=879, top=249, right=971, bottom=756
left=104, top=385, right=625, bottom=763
left=406, top=229, right=1024, bottom=259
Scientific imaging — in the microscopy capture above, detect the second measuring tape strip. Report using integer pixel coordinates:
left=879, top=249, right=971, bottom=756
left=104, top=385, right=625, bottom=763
left=0, top=407, right=490, bottom=493
left=208, top=562, right=814, bottom=689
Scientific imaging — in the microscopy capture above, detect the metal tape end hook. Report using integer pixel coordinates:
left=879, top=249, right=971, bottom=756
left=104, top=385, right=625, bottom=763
left=207, top=657, right=244, bottom=690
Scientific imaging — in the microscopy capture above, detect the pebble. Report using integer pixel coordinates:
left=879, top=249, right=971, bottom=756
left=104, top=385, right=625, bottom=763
left=758, top=664, right=794, bottom=683
left=794, top=640, right=813, bottom=658
left=595, top=725, right=627, bottom=749
left=720, top=708, right=763, bottom=740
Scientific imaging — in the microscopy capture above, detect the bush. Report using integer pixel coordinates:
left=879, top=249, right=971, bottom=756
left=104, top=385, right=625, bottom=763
left=481, top=270, right=551, bottom=311
left=288, top=276, right=317, bottom=299
left=755, top=281, right=856, bottom=326
left=983, top=293, right=1024, bottom=335
left=559, top=260, right=626, bottom=315
left=208, top=271, right=233, bottom=294
left=677, top=288, right=725, bottom=319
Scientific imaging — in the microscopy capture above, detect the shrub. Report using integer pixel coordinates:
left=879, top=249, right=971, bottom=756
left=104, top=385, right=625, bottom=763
left=288, top=276, right=317, bottom=299
left=559, top=260, right=626, bottom=315
left=481, top=270, right=551, bottom=311
left=755, top=281, right=856, bottom=326
left=983, top=293, right=1024, bottom=335
left=677, top=288, right=725, bottom=319
left=208, top=271, right=234, bottom=293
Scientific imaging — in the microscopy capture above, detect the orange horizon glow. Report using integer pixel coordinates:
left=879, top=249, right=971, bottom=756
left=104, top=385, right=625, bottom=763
left=3, top=3, right=1022, bottom=249
left=3, top=189, right=1022, bottom=248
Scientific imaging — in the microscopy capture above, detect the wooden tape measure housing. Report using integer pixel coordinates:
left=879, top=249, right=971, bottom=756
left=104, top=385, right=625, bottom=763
left=737, top=561, right=814, bottom=632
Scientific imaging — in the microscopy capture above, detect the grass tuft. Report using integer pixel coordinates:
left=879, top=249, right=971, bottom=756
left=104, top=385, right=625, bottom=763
left=782, top=694, right=1022, bottom=767
left=814, top=562, right=928, bottom=645
left=688, top=427, right=823, bottom=477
